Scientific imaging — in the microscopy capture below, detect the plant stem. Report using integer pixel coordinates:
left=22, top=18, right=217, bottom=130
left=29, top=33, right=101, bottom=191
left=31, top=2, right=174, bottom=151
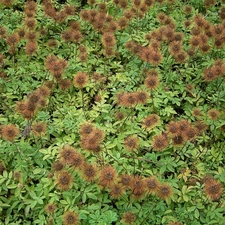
left=103, top=143, right=128, bottom=172
left=81, top=88, right=87, bottom=119
left=117, top=104, right=137, bottom=132
left=139, top=202, right=156, bottom=225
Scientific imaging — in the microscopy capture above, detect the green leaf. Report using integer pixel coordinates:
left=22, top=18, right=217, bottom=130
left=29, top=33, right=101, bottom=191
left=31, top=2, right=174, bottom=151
left=87, top=193, right=97, bottom=200
left=183, top=195, right=189, bottom=202
left=188, top=206, right=196, bottom=212
left=181, top=185, right=187, bottom=194
left=194, top=209, right=199, bottom=219
left=60, top=200, right=68, bottom=205
left=7, top=184, right=17, bottom=189
left=29, top=191, right=37, bottom=199
left=33, top=168, right=43, bottom=174
left=82, top=193, right=87, bottom=203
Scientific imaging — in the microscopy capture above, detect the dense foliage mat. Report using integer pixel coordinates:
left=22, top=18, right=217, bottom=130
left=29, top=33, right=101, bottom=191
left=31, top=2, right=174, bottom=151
left=0, top=0, right=225, bottom=224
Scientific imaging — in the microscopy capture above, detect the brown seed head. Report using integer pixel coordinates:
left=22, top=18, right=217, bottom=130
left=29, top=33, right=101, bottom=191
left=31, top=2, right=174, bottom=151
left=102, top=32, right=116, bottom=47
left=169, top=41, right=182, bottom=56
left=81, top=163, right=98, bottom=182
left=64, top=5, right=75, bottom=16
left=172, top=135, right=186, bottom=147
left=88, top=0, right=96, bottom=6
left=175, top=52, right=188, bottom=64
left=145, top=176, right=159, bottom=194
left=156, top=183, right=173, bottom=200
left=152, top=133, right=168, bottom=151
left=115, top=111, right=125, bottom=121
left=130, top=176, right=146, bottom=200
left=118, top=0, right=128, bottom=9
left=13, top=170, right=22, bottom=181
left=80, top=136, right=101, bottom=153
left=207, top=109, right=220, bottom=120
left=104, top=47, right=115, bottom=57
left=37, top=86, right=51, bottom=98
left=92, top=72, right=106, bottom=83
left=25, top=41, right=38, bottom=55
left=54, top=11, right=68, bottom=23
left=71, top=152, right=84, bottom=169
left=73, top=72, right=88, bottom=88
left=73, top=31, right=82, bottom=43
left=192, top=108, right=202, bottom=118
left=203, top=68, right=217, bottom=81
left=167, top=121, right=180, bottom=136
left=121, top=211, right=136, bottom=225
left=183, top=126, right=198, bottom=141
left=190, top=36, right=201, bottom=48
left=144, top=75, right=160, bottom=90
left=25, top=18, right=37, bottom=30
left=194, top=14, right=206, bottom=28
left=59, top=79, right=72, bottom=90
left=109, top=183, right=125, bottom=199
left=98, top=2, right=107, bottom=12
left=6, top=33, right=20, bottom=46
left=144, top=0, right=154, bottom=7
left=56, top=170, right=73, bottom=191
left=183, top=5, right=192, bottom=14
left=123, top=135, right=140, bottom=152
left=142, top=114, right=160, bottom=130
left=45, top=203, right=56, bottom=214
left=0, top=161, right=5, bottom=175
left=184, top=19, right=191, bottom=28
left=178, top=119, right=191, bottom=133
left=200, top=44, right=211, bottom=54
left=91, top=128, right=105, bottom=142
left=204, top=178, right=223, bottom=201
left=0, top=26, right=6, bottom=38
left=79, top=122, right=95, bottom=136
left=47, top=39, right=58, bottom=48
left=0, top=0, right=14, bottom=7
left=69, top=21, right=81, bottom=31
left=80, top=10, right=89, bottom=21
left=204, top=0, right=216, bottom=8
left=123, top=9, right=135, bottom=20
left=135, top=91, right=148, bottom=104
left=59, top=145, right=77, bottom=164
left=99, top=165, right=117, bottom=187
left=117, top=17, right=129, bottom=30
left=1, top=124, right=19, bottom=142
left=25, top=1, right=37, bottom=11
left=61, top=30, right=74, bottom=42
left=194, top=121, right=208, bottom=134
left=25, top=31, right=37, bottom=41
left=21, top=101, right=36, bottom=119
left=119, top=93, right=138, bottom=107
left=32, top=122, right=47, bottom=136
left=107, top=21, right=118, bottom=32
left=25, top=8, right=36, bottom=17
left=51, top=160, right=65, bottom=172
left=62, top=210, right=79, bottom=225
left=119, top=174, right=132, bottom=189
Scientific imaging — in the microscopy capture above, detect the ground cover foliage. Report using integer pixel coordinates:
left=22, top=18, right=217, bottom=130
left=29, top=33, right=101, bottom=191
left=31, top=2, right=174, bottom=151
left=0, top=0, right=225, bottom=224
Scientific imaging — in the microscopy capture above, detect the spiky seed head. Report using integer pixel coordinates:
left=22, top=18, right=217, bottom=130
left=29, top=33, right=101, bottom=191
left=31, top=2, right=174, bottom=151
left=156, top=183, right=173, bottom=200
left=99, top=165, right=117, bottom=187
left=81, top=163, right=98, bottom=182
left=152, top=133, right=168, bottom=151
left=56, top=170, right=73, bottom=191
left=73, top=72, right=88, bottom=88
left=62, top=210, right=79, bottom=225
left=1, top=124, right=19, bottom=142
